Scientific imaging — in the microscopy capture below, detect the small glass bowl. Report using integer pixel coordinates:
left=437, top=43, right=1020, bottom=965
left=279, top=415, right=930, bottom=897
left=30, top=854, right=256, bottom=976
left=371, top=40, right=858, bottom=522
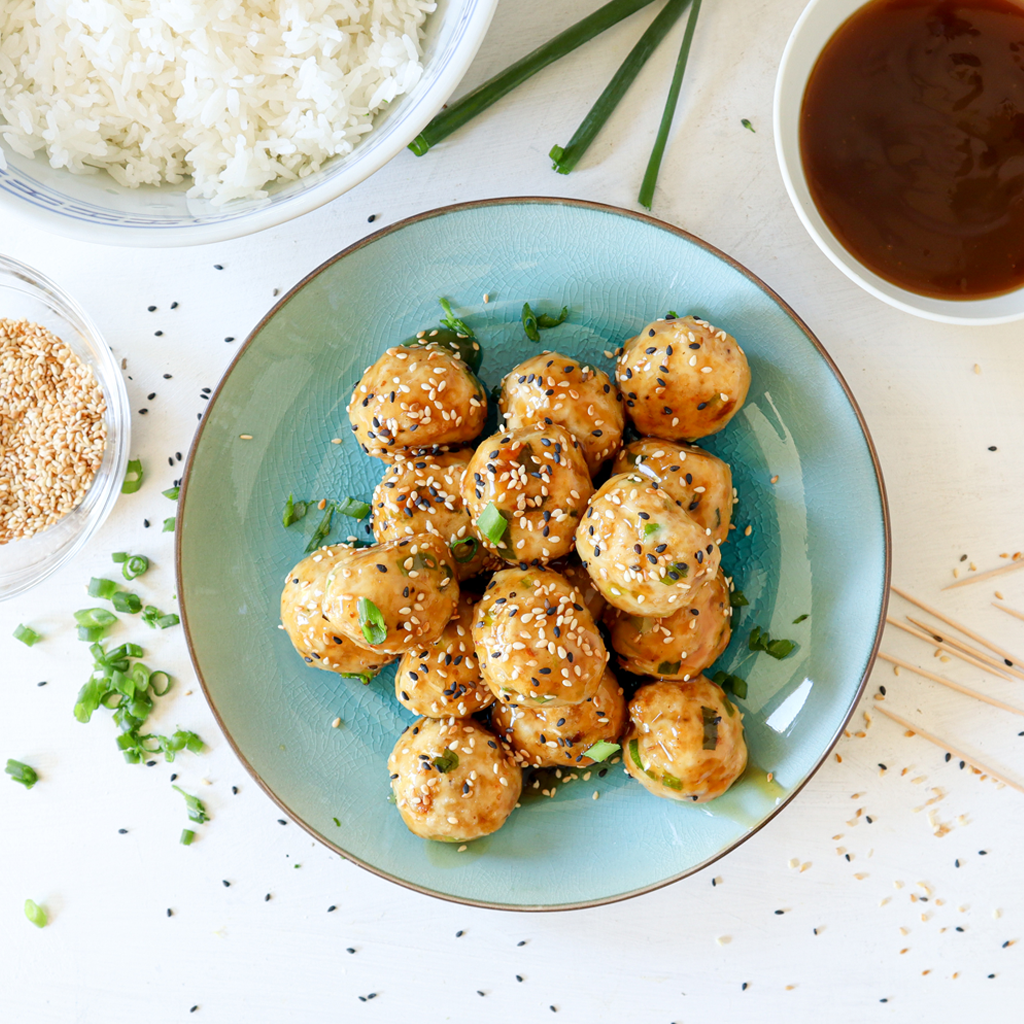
left=0, top=254, right=130, bottom=600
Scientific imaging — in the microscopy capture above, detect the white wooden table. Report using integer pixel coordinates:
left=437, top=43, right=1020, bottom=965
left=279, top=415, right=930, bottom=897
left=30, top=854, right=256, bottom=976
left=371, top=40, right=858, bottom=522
left=2, top=2, right=1022, bottom=1020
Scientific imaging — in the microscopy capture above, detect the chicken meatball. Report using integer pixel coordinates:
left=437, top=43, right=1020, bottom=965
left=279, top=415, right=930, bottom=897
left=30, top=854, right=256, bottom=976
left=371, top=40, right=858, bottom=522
left=394, top=592, right=493, bottom=718
left=473, top=566, right=608, bottom=709
left=402, top=326, right=482, bottom=373
left=321, top=534, right=458, bottom=657
left=604, top=569, right=732, bottom=680
left=372, top=451, right=496, bottom=581
left=498, top=352, right=624, bottom=474
left=612, top=438, right=733, bottom=546
left=462, top=424, right=593, bottom=567
left=578, top=472, right=721, bottom=617
left=490, top=668, right=627, bottom=769
left=280, top=548, right=396, bottom=680
left=347, top=342, right=487, bottom=461
left=616, top=315, right=750, bottom=442
left=388, top=717, right=522, bottom=842
left=623, top=676, right=747, bottom=802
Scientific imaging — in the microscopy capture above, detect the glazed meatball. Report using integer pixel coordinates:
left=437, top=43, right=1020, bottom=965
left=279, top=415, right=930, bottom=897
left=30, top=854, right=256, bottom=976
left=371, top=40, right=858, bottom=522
left=612, top=438, right=733, bottom=547
left=604, top=569, right=732, bottom=680
left=321, top=534, right=458, bottom=656
left=402, top=326, right=482, bottom=373
left=490, top=668, right=627, bottom=769
left=280, top=548, right=396, bottom=680
left=462, top=424, right=593, bottom=567
left=622, top=676, right=746, bottom=802
left=372, top=450, right=496, bottom=581
left=388, top=716, right=522, bottom=842
left=498, top=351, right=624, bottom=474
left=578, top=472, right=721, bottom=617
left=473, top=566, right=608, bottom=709
left=616, top=315, right=750, bottom=442
left=347, top=342, right=488, bottom=461
left=394, top=592, right=494, bottom=718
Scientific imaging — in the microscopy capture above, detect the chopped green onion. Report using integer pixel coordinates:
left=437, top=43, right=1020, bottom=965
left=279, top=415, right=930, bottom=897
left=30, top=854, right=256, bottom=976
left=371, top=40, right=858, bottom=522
left=332, top=817, right=341, bottom=827
left=335, top=497, right=371, bottom=520
left=643, top=522, right=660, bottom=536
left=551, top=0, right=691, bottom=174
left=121, top=458, right=144, bottom=493
left=162, top=486, right=180, bottom=500
left=357, top=598, right=388, bottom=646
left=793, top=613, right=809, bottom=624
left=522, top=302, right=540, bottom=342
left=535, top=306, right=570, bottom=329
left=6, top=759, right=38, bottom=789
left=156, top=613, right=180, bottom=630
left=638, top=0, right=703, bottom=210
left=408, top=0, right=659, bottom=155
left=13, top=624, right=41, bottom=646
left=111, top=551, right=128, bottom=563
left=581, top=740, right=620, bottom=762
left=629, top=737, right=644, bottom=770
left=282, top=494, right=307, bottom=527
left=150, top=671, right=172, bottom=697
left=122, top=554, right=149, bottom=580
left=24, top=899, right=47, bottom=928
left=74, top=608, right=118, bottom=628
left=88, top=577, right=118, bottom=600
left=77, top=625, right=107, bottom=642
left=701, top=705, right=720, bottom=750
left=112, top=591, right=142, bottom=614
left=729, top=588, right=749, bottom=607
left=741, top=118, right=755, bottom=132
left=438, top=297, right=473, bottom=337
left=657, top=659, right=681, bottom=675
left=711, top=670, right=748, bottom=701
left=172, top=784, right=210, bottom=824
left=749, top=625, right=796, bottom=660
left=180, top=829, right=195, bottom=846
left=304, top=505, right=334, bottom=553
left=339, top=671, right=374, bottom=686
left=475, top=502, right=508, bottom=546
left=451, top=536, right=479, bottom=563
left=661, top=771, right=684, bottom=791
left=433, top=748, right=459, bottom=773
left=162, top=517, right=175, bottom=533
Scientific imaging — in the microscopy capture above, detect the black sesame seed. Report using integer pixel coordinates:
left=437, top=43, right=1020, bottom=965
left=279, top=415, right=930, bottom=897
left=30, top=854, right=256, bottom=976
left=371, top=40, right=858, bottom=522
left=988, top=446, right=997, bottom=451
left=456, top=930, right=464, bottom=937
left=222, top=880, right=231, bottom=887
left=118, top=828, right=128, bottom=834
left=368, top=214, right=376, bottom=222
left=232, top=786, right=239, bottom=794
left=347, top=947, right=356, bottom=954
left=154, top=331, right=163, bottom=337
left=327, top=905, right=336, bottom=912
left=167, top=908, right=173, bottom=917
left=214, top=264, right=223, bottom=270
left=148, top=305, right=157, bottom=312
left=265, top=893, right=271, bottom=901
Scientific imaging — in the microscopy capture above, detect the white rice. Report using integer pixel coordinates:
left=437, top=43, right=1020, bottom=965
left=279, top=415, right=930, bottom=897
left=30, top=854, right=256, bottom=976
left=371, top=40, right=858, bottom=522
left=0, top=0, right=436, bottom=204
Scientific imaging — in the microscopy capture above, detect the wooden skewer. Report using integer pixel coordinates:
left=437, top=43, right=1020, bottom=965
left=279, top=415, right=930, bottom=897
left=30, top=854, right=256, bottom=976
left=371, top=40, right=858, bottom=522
left=877, top=652, right=1024, bottom=717
left=874, top=704, right=1024, bottom=796
left=993, top=602, right=1024, bottom=625
left=890, top=584, right=1024, bottom=670
left=885, top=616, right=1012, bottom=680
left=941, top=558, right=1024, bottom=590
left=904, top=615, right=1024, bottom=683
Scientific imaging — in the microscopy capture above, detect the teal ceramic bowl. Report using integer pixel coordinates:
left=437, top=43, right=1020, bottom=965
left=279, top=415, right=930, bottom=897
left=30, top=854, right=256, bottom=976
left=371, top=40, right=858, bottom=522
left=177, top=198, right=890, bottom=910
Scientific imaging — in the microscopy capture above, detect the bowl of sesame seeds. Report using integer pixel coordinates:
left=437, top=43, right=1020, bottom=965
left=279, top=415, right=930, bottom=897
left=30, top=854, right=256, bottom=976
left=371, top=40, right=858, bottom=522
left=0, top=254, right=130, bottom=600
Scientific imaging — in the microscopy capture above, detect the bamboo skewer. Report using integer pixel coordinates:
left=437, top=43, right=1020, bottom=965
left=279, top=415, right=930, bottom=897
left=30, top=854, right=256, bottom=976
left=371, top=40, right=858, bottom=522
left=877, top=652, right=1024, bottom=717
left=993, top=602, right=1024, bottom=625
left=904, top=615, right=1024, bottom=683
left=890, top=584, right=1024, bottom=669
left=885, top=616, right=1012, bottom=680
left=941, top=558, right=1024, bottom=590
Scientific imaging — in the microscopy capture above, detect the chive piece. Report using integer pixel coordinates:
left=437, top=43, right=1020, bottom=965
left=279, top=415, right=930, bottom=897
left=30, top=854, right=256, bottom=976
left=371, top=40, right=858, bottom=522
left=172, top=784, right=210, bottom=824
left=122, top=554, right=149, bottom=580
left=88, top=577, right=118, bottom=600
left=793, top=613, right=809, bottom=624
left=162, top=517, right=175, bottom=533
left=121, top=458, right=144, bottom=493
left=339, top=671, right=374, bottom=686
left=729, top=588, right=749, bottom=607
left=475, top=502, right=508, bottom=546
left=701, top=705, right=720, bottom=750
left=111, top=551, right=128, bottom=563
left=150, top=672, right=172, bottom=697
left=581, top=740, right=620, bottom=762
left=180, top=829, right=195, bottom=846
left=304, top=504, right=334, bottom=553
left=77, top=625, right=106, bottom=642
left=711, top=670, right=748, bottom=701
left=551, top=0, right=691, bottom=174
left=162, top=486, right=180, bottom=500
left=156, top=613, right=180, bottom=630
left=409, top=0, right=659, bottom=155
left=332, top=817, right=341, bottom=827
left=643, top=521, right=660, bottom=536
left=438, top=297, right=473, bottom=337
left=433, top=748, right=459, bottom=773
left=629, top=737, right=644, bottom=770
left=521, top=302, right=540, bottom=342
left=74, top=608, right=118, bottom=628
left=741, top=118, right=755, bottom=132
left=112, top=591, right=142, bottom=614
left=749, top=625, right=797, bottom=659
left=282, top=494, right=308, bottom=527
left=656, top=659, right=681, bottom=675
left=335, top=497, right=371, bottom=520
left=24, top=899, right=47, bottom=928
left=357, top=598, right=388, bottom=646
left=13, top=624, right=41, bottom=646
left=638, top=0, right=703, bottom=210
left=535, top=306, right=570, bottom=329
left=6, top=759, right=38, bottom=789
left=451, top=536, right=479, bottom=563
left=661, top=771, right=684, bottom=791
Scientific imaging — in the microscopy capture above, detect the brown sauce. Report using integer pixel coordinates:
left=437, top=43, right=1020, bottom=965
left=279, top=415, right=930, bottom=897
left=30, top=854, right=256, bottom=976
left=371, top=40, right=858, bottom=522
left=800, top=0, right=1024, bottom=299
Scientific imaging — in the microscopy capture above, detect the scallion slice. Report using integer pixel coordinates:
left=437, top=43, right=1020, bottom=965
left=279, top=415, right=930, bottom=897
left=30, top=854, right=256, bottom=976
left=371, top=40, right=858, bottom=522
left=24, top=899, right=47, bottom=928
left=581, top=740, right=620, bottom=762
left=111, top=551, right=128, bottom=563
left=162, top=486, right=180, bottom=500
left=701, top=705, right=720, bottom=750
left=172, top=784, right=210, bottom=824
left=438, top=297, right=473, bottom=337
left=77, top=625, right=107, bottom=642
left=162, top=517, right=175, bottom=533
left=13, top=624, right=41, bottom=646
left=357, top=598, right=388, bottom=646
left=180, top=829, right=195, bottom=846
left=282, top=494, right=307, bottom=527
left=150, top=671, right=172, bottom=697
left=521, top=302, right=540, bottom=342
left=156, top=613, right=180, bottom=630
left=335, top=497, right=371, bottom=520
left=475, top=502, right=508, bottom=546
left=122, top=554, right=149, bottom=581
left=5, top=759, right=38, bottom=789
left=112, top=591, right=142, bottom=614
left=451, top=536, right=479, bottom=563
left=433, top=748, right=459, bottom=773
left=88, top=577, right=118, bottom=600
left=74, top=608, right=118, bottom=628
left=304, top=505, right=334, bottom=553
left=121, top=458, right=144, bottom=493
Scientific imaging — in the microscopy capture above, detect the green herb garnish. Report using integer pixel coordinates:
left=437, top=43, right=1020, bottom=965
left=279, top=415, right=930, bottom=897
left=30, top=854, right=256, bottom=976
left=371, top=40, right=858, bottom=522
left=793, top=613, right=809, bottom=624
left=357, top=598, right=388, bottom=646
left=162, top=517, right=175, bottom=533
left=729, top=588, right=749, bottom=607
left=521, top=302, right=540, bottom=342
left=112, top=591, right=142, bottom=614
left=305, top=504, right=334, bottom=553
left=180, top=829, right=195, bottom=846
left=121, top=458, right=144, bottom=493
left=111, top=552, right=128, bottom=563
left=701, top=705, right=720, bottom=750
left=749, top=625, right=797, bottom=660
left=451, top=536, right=479, bottom=563
left=660, top=561, right=689, bottom=583
left=122, top=554, right=149, bottom=581
left=282, top=494, right=307, bottom=527
left=657, top=659, right=681, bottom=675
left=661, top=771, right=684, bottom=791
left=24, top=899, right=47, bottom=928
left=711, top=670, right=748, bottom=701
left=172, top=784, right=209, bottom=824
left=628, top=737, right=644, bottom=769
left=476, top=502, right=509, bottom=547
left=88, top=577, right=118, bottom=600
left=6, top=759, right=38, bottom=789
left=433, top=748, right=460, bottom=773
left=438, top=297, right=473, bottom=337
left=643, top=521, right=661, bottom=536
left=162, top=486, right=180, bottom=500
left=581, top=740, right=620, bottom=762
left=13, top=624, right=41, bottom=646
left=335, top=497, right=371, bottom=520
left=74, top=608, right=118, bottom=629
left=741, top=118, right=755, bottom=132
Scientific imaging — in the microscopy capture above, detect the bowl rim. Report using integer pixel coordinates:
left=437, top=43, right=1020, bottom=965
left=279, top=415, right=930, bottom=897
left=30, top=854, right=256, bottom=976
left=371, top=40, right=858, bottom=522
left=0, top=0, right=499, bottom=248
left=175, top=196, right=892, bottom=911
left=773, top=0, right=1024, bottom=326
left=0, top=253, right=131, bottom=600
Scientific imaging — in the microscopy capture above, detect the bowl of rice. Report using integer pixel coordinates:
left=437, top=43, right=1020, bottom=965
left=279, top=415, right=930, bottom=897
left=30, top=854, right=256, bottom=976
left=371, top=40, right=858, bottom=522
left=0, top=254, right=130, bottom=600
left=0, top=0, right=497, bottom=247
